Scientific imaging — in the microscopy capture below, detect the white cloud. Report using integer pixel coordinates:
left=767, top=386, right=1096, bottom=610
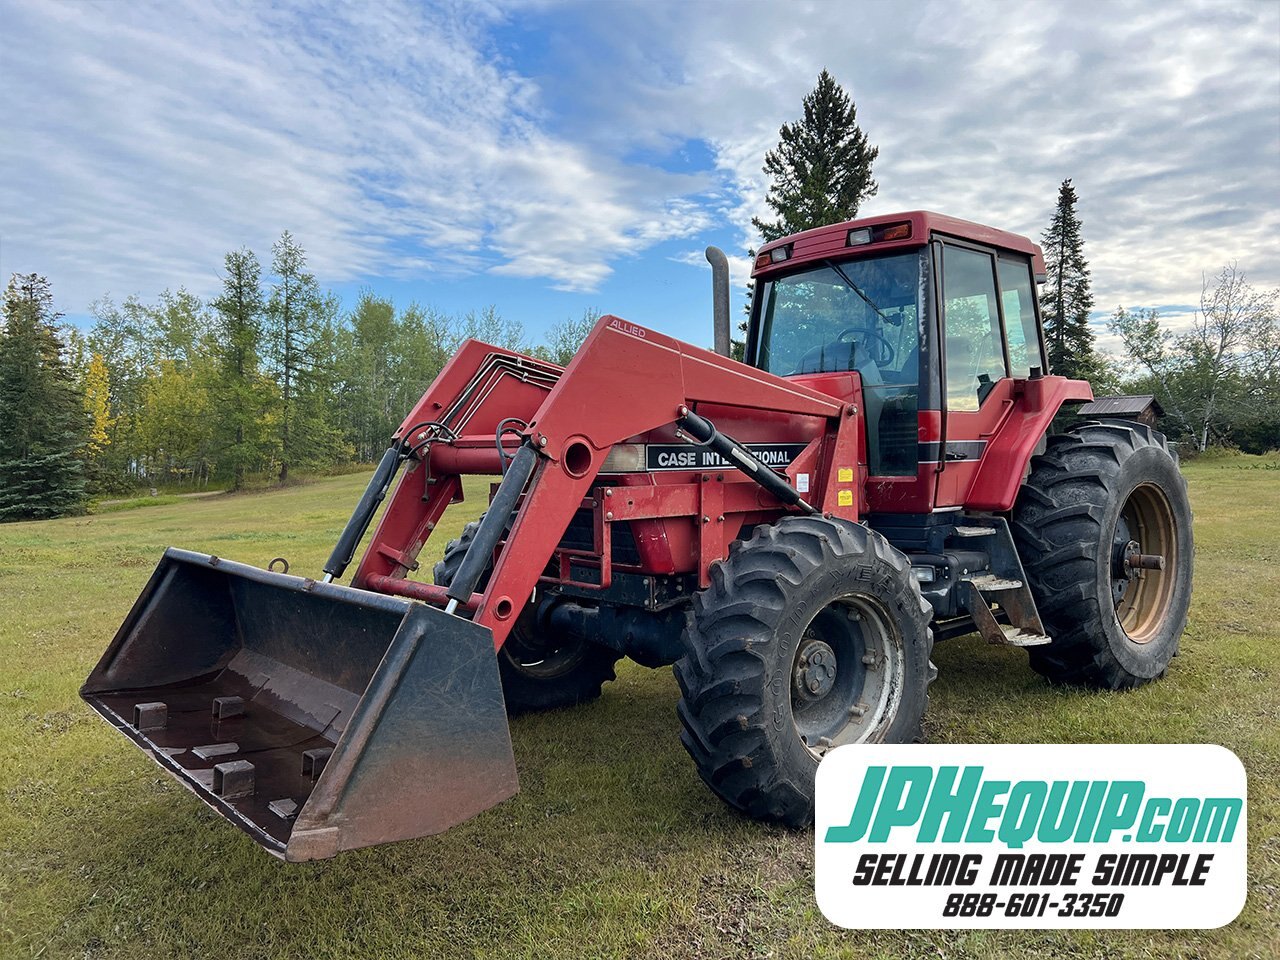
left=0, top=0, right=715, bottom=307
left=550, top=0, right=1279, bottom=346
left=1, top=0, right=1276, bottom=349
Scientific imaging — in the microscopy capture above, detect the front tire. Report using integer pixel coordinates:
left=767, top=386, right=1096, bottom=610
left=675, top=516, right=934, bottom=826
left=433, top=517, right=622, bottom=715
left=1012, top=421, right=1193, bottom=689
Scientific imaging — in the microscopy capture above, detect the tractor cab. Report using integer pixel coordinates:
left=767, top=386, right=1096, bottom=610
left=746, top=211, right=1052, bottom=512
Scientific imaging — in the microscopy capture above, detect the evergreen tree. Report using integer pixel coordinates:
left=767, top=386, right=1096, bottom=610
left=1040, top=179, right=1097, bottom=379
left=211, top=249, right=276, bottom=490
left=301, top=296, right=348, bottom=464
left=264, top=232, right=344, bottom=482
left=337, top=290, right=400, bottom=462
left=0, top=274, right=87, bottom=520
left=752, top=69, right=879, bottom=243
left=740, top=70, right=878, bottom=355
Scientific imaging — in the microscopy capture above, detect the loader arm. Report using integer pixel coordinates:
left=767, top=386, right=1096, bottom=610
left=352, top=315, right=845, bottom=649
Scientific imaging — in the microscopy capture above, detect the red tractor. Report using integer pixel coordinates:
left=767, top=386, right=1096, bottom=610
left=83, top=211, right=1193, bottom=861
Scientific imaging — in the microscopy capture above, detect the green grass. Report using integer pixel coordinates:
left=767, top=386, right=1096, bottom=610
left=89, top=495, right=189, bottom=514
left=1, top=458, right=1277, bottom=959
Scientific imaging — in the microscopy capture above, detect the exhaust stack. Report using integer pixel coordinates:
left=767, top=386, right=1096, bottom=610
left=706, top=245, right=731, bottom=356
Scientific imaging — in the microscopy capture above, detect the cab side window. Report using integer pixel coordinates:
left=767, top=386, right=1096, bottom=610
left=997, top=257, right=1044, bottom=378
left=942, top=245, right=1006, bottom=411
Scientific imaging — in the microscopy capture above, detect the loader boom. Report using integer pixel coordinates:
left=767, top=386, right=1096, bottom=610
left=353, top=315, right=854, bottom=650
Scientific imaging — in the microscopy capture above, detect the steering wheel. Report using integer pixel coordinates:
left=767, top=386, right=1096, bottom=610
left=836, top=325, right=895, bottom=366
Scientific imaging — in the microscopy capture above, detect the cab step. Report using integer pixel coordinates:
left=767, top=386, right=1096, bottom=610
left=951, top=525, right=996, bottom=538
left=963, top=573, right=1023, bottom=592
left=949, top=520, right=1052, bottom=649
left=997, top=624, right=1052, bottom=647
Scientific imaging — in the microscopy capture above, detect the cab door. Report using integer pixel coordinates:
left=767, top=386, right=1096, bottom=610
left=934, top=240, right=1045, bottom=508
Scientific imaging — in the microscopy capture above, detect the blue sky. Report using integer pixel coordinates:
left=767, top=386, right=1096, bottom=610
left=1, top=0, right=1277, bottom=356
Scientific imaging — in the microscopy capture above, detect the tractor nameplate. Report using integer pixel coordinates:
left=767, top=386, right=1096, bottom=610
left=645, top=443, right=808, bottom=472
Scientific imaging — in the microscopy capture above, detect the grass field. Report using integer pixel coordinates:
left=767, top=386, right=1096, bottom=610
left=2, top=456, right=1277, bottom=959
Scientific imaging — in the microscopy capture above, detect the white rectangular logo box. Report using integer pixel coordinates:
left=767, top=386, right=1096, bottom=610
left=814, top=744, right=1247, bottom=929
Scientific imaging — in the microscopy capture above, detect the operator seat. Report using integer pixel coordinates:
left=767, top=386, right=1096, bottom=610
left=794, top=338, right=893, bottom=474
left=794, top=340, right=855, bottom=375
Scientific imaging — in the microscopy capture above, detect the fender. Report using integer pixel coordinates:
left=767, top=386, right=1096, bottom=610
left=965, top=375, right=1093, bottom=511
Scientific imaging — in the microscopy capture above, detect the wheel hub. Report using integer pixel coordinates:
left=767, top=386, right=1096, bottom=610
left=1110, top=483, right=1179, bottom=644
left=794, top=638, right=838, bottom=701
left=1111, top=519, right=1168, bottom=606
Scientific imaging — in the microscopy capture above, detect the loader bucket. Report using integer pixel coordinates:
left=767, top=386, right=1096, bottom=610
left=81, top=548, right=518, bottom=861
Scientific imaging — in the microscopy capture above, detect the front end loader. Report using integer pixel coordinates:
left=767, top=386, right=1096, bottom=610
left=83, top=211, right=1193, bottom=859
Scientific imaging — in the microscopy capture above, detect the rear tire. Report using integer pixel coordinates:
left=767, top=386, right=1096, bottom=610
left=675, top=516, right=934, bottom=827
left=433, top=517, right=622, bottom=715
left=1012, top=421, right=1193, bottom=689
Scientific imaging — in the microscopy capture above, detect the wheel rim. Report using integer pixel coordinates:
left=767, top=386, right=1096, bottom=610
left=790, top=595, right=904, bottom=757
left=1111, top=482, right=1178, bottom=644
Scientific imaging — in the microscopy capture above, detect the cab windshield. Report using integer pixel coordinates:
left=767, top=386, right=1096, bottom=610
left=753, top=251, right=922, bottom=476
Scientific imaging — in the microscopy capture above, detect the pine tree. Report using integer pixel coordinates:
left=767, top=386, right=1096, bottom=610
left=752, top=69, right=879, bottom=243
left=338, top=290, right=400, bottom=462
left=1040, top=179, right=1097, bottom=379
left=211, top=249, right=276, bottom=490
left=264, top=233, right=344, bottom=483
left=0, top=274, right=87, bottom=520
left=740, top=70, right=878, bottom=354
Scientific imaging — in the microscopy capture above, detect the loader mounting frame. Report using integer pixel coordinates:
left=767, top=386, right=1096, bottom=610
left=352, top=316, right=859, bottom=651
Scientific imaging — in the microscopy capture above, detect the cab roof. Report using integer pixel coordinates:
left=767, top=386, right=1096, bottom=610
left=753, top=210, right=1047, bottom=281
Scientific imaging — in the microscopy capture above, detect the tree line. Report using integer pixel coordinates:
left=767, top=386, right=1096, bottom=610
left=3, top=71, right=1277, bottom=522
left=1041, top=179, right=1279, bottom=451
left=0, top=233, right=597, bottom=520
